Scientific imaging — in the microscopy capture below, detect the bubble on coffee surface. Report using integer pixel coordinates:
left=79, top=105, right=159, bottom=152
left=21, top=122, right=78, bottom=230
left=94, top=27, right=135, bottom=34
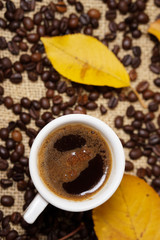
left=38, top=124, right=112, bottom=200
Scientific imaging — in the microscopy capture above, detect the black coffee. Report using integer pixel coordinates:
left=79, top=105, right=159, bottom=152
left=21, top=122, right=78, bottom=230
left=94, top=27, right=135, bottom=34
left=38, top=124, right=112, bottom=200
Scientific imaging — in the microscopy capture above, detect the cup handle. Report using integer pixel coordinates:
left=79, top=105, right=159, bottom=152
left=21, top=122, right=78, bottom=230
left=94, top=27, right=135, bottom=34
left=23, top=193, right=48, bottom=224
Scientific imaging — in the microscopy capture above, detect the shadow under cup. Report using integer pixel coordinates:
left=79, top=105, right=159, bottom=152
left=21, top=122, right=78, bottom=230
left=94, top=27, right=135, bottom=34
left=29, top=114, right=125, bottom=212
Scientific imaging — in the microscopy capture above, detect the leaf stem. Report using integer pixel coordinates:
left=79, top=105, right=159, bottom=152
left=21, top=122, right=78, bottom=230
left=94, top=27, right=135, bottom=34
left=58, top=223, right=84, bottom=240
left=130, top=86, right=147, bottom=109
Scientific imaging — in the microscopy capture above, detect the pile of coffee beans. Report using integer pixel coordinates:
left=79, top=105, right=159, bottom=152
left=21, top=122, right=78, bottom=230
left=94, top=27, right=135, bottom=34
left=0, top=0, right=160, bottom=239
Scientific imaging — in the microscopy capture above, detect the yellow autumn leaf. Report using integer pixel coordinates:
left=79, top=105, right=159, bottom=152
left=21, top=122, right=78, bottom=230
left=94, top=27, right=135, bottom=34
left=93, top=174, right=160, bottom=240
left=148, top=19, right=160, bottom=41
left=41, top=34, right=130, bottom=88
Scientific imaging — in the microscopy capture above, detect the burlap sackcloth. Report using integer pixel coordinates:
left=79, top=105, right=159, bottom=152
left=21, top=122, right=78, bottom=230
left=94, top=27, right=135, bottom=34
left=0, top=0, right=160, bottom=238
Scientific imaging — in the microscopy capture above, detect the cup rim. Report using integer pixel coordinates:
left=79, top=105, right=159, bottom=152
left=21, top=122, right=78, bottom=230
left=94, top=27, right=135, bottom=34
left=29, top=114, right=125, bottom=212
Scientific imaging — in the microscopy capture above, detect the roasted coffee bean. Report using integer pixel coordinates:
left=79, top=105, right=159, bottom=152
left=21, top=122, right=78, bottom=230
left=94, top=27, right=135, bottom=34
left=23, top=17, right=34, bottom=31
left=10, top=73, right=22, bottom=84
left=21, top=97, right=31, bottom=109
left=136, top=0, right=146, bottom=10
left=109, top=21, right=117, bottom=33
left=57, top=81, right=67, bottom=93
left=36, top=119, right=45, bottom=128
left=85, top=101, right=97, bottom=110
left=37, top=25, right=45, bottom=36
left=28, top=72, right=38, bottom=82
left=12, top=104, right=21, bottom=115
left=134, top=111, right=144, bottom=120
left=132, top=46, right=141, bottom=57
left=118, top=21, right=126, bottom=31
left=26, top=128, right=37, bottom=138
left=1, top=195, right=14, bottom=206
left=83, top=26, right=93, bottom=35
left=153, top=145, right=160, bottom=157
left=132, top=120, right=142, bottom=129
left=33, top=12, right=42, bottom=25
left=136, top=81, right=149, bottom=93
left=122, top=36, right=132, bottom=50
left=105, top=10, right=116, bottom=20
left=87, top=8, right=101, bottom=19
left=0, top=128, right=9, bottom=141
left=128, top=91, right=138, bottom=102
left=1, top=179, right=13, bottom=189
left=7, top=122, right=16, bottom=133
left=13, top=62, right=24, bottom=73
left=158, top=115, right=160, bottom=127
left=29, top=107, right=39, bottom=120
left=0, top=37, right=7, bottom=50
left=0, top=18, right=7, bottom=29
left=126, top=105, right=135, bottom=118
left=56, top=1, right=67, bottom=13
left=6, top=138, right=15, bottom=150
left=152, top=165, right=160, bottom=177
left=32, top=100, right=41, bottom=110
left=125, top=160, right=134, bottom=171
left=16, top=120, right=26, bottom=131
left=129, top=148, right=142, bottom=159
left=88, top=92, right=99, bottom=101
left=146, top=121, right=156, bottom=132
left=123, top=125, right=134, bottom=133
left=12, top=130, right=22, bottom=142
left=2, top=57, right=12, bottom=70
left=114, top=116, right=123, bottom=129
left=10, top=212, right=21, bottom=225
left=137, top=168, right=146, bottom=178
left=149, top=63, right=160, bottom=74
left=40, top=97, right=50, bottom=109
left=144, top=112, right=155, bottom=122
left=131, top=57, right=141, bottom=68
left=68, top=17, right=79, bottom=29
left=27, top=33, right=39, bottom=43
left=75, top=1, right=84, bottom=12
left=8, top=41, right=19, bottom=55
left=41, top=112, right=52, bottom=122
left=118, top=1, right=128, bottom=14
left=0, top=159, right=8, bottom=171
left=0, top=146, right=9, bottom=159
left=17, top=180, right=27, bottom=191
left=100, top=104, right=107, bottom=115
left=124, top=140, right=136, bottom=148
left=67, top=95, right=77, bottom=107
left=122, top=54, right=132, bottom=66
left=137, top=12, right=149, bottom=24
left=154, top=92, right=160, bottom=103
left=148, top=101, right=159, bottom=112
left=149, top=134, right=160, bottom=145
left=143, top=89, right=154, bottom=100
left=20, top=113, right=31, bottom=124
left=6, top=230, right=18, bottom=240
left=31, top=53, right=42, bottom=62
left=147, top=156, right=157, bottom=165
left=108, top=96, right=118, bottom=109
left=19, top=156, right=28, bottom=167
left=16, top=143, right=24, bottom=156
left=80, top=13, right=90, bottom=25
left=154, top=77, right=160, bottom=87
left=10, top=151, right=20, bottom=162
left=138, top=129, right=149, bottom=138
left=52, top=105, right=61, bottom=115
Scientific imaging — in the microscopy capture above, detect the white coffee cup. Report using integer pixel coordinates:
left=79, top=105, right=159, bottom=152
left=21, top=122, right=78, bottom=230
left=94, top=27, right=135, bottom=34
left=23, top=114, right=125, bottom=224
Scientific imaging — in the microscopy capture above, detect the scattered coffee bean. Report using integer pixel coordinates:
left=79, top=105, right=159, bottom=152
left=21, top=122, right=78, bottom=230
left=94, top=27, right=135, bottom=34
left=122, top=36, right=132, bottom=50
left=114, top=116, right=123, bottom=129
left=1, top=195, right=14, bottom=206
left=0, top=158, right=8, bottom=171
left=125, top=160, right=134, bottom=171
left=129, top=148, right=142, bottom=159
left=136, top=81, right=149, bottom=93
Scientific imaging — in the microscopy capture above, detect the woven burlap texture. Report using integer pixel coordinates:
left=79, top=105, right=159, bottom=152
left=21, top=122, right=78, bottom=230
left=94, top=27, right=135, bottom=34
left=0, top=0, right=160, bottom=238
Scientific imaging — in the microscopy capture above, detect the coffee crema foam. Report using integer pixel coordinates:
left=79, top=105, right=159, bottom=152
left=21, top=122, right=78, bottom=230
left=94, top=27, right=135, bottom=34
left=38, top=124, right=112, bottom=200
